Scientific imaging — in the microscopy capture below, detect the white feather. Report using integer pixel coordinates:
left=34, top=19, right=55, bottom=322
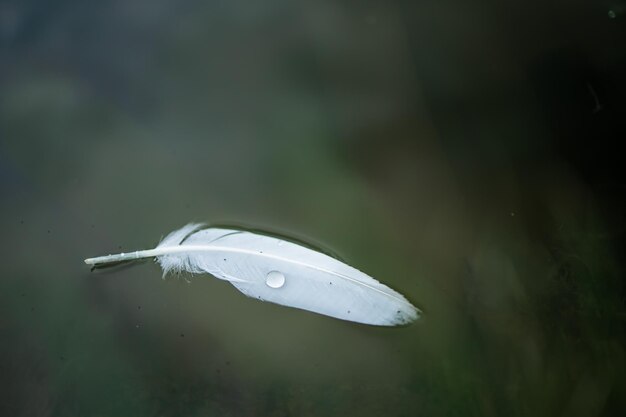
left=84, top=224, right=420, bottom=326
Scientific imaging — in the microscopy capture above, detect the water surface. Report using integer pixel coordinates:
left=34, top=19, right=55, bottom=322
left=1, top=1, right=625, bottom=416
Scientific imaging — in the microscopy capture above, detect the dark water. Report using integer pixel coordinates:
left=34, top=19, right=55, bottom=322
left=1, top=1, right=625, bottom=416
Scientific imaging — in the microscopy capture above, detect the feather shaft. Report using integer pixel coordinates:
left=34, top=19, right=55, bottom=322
left=86, top=245, right=408, bottom=306
left=84, top=249, right=160, bottom=265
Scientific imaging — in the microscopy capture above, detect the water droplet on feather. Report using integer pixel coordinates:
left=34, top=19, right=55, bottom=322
left=265, top=271, right=285, bottom=288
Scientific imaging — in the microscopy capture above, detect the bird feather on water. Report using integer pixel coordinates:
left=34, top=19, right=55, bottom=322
left=84, top=223, right=420, bottom=326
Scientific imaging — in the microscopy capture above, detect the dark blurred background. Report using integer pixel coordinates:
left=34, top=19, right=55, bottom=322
left=1, top=1, right=625, bottom=416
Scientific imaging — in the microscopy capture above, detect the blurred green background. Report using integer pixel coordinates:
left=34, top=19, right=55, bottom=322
left=1, top=1, right=625, bottom=416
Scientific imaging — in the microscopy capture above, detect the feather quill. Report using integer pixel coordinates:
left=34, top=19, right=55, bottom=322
left=84, top=224, right=420, bottom=326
